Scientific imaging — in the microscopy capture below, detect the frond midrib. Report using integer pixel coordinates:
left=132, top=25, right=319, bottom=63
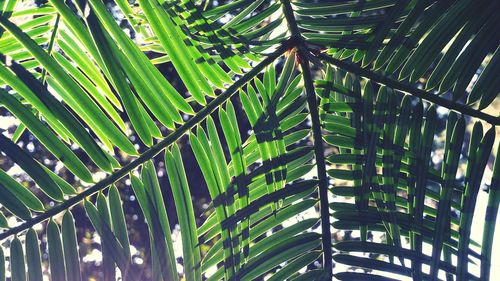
left=281, top=0, right=333, bottom=276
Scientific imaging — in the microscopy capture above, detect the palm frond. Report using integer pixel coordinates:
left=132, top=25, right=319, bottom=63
left=0, top=0, right=498, bottom=280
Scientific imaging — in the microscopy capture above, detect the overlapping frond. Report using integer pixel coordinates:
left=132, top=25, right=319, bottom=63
left=320, top=66, right=497, bottom=280
left=293, top=0, right=500, bottom=110
left=0, top=0, right=498, bottom=280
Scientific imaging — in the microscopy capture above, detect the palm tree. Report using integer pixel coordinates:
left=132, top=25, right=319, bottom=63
left=0, top=0, right=498, bottom=280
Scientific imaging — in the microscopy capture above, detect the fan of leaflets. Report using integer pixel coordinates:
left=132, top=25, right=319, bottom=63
left=0, top=0, right=498, bottom=280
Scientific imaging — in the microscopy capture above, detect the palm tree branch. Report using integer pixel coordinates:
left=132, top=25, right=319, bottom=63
left=0, top=42, right=289, bottom=241
left=1, top=1, right=498, bottom=279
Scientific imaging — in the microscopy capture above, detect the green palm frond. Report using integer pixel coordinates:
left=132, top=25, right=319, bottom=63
left=322, top=67, right=496, bottom=280
left=294, top=0, right=500, bottom=111
left=0, top=0, right=498, bottom=280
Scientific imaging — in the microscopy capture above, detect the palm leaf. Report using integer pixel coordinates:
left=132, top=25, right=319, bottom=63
left=0, top=1, right=498, bottom=280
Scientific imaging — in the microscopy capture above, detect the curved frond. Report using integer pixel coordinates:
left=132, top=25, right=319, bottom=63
left=0, top=1, right=497, bottom=280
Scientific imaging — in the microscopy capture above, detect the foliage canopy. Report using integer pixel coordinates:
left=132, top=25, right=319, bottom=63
left=0, top=0, right=499, bottom=280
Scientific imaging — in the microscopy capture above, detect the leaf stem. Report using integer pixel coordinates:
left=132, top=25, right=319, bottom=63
left=317, top=53, right=500, bottom=125
left=299, top=53, right=334, bottom=277
left=281, top=0, right=333, bottom=277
